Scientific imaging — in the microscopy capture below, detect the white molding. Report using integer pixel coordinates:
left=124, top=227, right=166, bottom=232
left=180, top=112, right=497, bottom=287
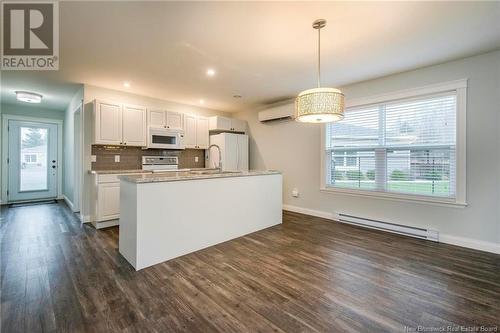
left=282, top=204, right=500, bottom=255
left=439, top=234, right=500, bottom=255
left=345, top=79, right=468, bottom=108
left=62, top=194, right=74, bottom=211
left=283, top=204, right=335, bottom=220
left=319, top=187, right=467, bottom=208
left=1, top=114, right=63, bottom=203
left=81, top=215, right=91, bottom=223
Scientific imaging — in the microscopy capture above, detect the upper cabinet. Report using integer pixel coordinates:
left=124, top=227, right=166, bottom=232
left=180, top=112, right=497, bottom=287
left=209, top=116, right=247, bottom=133
left=94, top=100, right=122, bottom=145
left=148, top=110, right=183, bottom=130
left=122, top=104, right=147, bottom=146
left=184, top=115, right=209, bottom=149
left=94, top=99, right=146, bottom=147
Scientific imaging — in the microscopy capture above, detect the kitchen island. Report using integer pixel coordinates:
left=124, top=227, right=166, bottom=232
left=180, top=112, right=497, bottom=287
left=119, top=170, right=282, bottom=270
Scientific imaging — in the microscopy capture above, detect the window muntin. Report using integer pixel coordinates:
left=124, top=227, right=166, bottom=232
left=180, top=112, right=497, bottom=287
left=325, top=93, right=457, bottom=199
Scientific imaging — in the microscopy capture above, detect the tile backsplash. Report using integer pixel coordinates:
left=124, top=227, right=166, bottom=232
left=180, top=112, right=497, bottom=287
left=91, top=145, right=206, bottom=170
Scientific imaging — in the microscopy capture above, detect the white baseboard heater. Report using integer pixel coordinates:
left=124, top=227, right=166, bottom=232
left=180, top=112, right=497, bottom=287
left=336, top=213, right=439, bottom=242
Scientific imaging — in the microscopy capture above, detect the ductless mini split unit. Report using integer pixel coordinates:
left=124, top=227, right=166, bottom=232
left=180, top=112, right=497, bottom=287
left=335, top=213, right=439, bottom=242
left=258, top=104, right=294, bottom=122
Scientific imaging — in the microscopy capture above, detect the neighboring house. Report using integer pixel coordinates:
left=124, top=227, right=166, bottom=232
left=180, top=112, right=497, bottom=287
left=21, top=145, right=46, bottom=168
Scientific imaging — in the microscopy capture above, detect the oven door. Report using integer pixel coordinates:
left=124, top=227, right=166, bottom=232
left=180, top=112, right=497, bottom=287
left=148, top=128, right=185, bottom=149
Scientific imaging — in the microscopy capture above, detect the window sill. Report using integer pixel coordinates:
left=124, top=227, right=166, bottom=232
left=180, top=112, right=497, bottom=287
left=320, top=186, right=467, bottom=208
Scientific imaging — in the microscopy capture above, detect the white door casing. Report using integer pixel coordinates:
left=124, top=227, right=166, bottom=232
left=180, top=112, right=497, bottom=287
left=7, top=120, right=58, bottom=202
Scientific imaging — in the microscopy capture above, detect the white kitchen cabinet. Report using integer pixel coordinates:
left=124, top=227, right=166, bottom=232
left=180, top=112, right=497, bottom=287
left=91, top=172, right=145, bottom=229
left=231, top=118, right=247, bottom=132
left=94, top=100, right=122, bottom=145
left=166, top=111, right=183, bottom=130
left=122, top=104, right=147, bottom=146
left=184, top=115, right=209, bottom=149
left=97, top=182, right=120, bottom=221
left=148, top=110, right=165, bottom=128
left=209, top=116, right=247, bottom=133
left=184, top=114, right=197, bottom=148
left=148, top=110, right=183, bottom=130
left=94, top=100, right=146, bottom=147
left=196, top=117, right=209, bottom=149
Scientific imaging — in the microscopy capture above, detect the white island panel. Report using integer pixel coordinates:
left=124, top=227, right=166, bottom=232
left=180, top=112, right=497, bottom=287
left=119, top=173, right=282, bottom=270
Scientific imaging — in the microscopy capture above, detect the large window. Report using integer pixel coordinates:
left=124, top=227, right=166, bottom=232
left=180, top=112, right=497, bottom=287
left=322, top=81, right=466, bottom=205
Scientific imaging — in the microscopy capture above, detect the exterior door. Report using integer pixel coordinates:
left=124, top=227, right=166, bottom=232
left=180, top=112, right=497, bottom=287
left=8, top=120, right=58, bottom=202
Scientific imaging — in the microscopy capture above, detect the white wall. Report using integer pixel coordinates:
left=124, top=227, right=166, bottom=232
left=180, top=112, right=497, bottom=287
left=62, top=86, right=84, bottom=207
left=235, top=50, right=500, bottom=247
left=80, top=84, right=230, bottom=221
left=1, top=103, right=65, bottom=121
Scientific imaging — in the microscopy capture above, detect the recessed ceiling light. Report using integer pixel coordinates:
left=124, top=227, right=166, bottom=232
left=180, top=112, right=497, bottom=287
left=123, top=81, right=131, bottom=88
left=16, top=91, right=42, bottom=103
left=206, top=68, right=216, bottom=77
left=199, top=99, right=205, bottom=105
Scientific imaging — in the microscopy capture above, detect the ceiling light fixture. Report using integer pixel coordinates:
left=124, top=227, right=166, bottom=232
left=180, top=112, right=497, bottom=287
left=123, top=82, right=131, bottom=88
left=16, top=91, right=42, bottom=104
left=199, top=99, right=205, bottom=105
left=295, top=19, right=345, bottom=123
left=206, top=68, right=216, bottom=77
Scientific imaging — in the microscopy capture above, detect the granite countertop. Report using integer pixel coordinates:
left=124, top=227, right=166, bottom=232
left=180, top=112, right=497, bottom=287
left=119, top=170, right=281, bottom=183
left=89, top=168, right=217, bottom=175
left=89, top=169, right=152, bottom=175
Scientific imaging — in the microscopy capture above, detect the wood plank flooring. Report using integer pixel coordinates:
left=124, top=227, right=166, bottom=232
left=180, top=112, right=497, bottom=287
left=1, top=201, right=499, bottom=332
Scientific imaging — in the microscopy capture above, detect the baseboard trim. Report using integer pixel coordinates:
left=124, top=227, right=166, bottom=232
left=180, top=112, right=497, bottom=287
left=81, top=215, right=91, bottom=223
left=439, top=234, right=500, bottom=254
left=282, top=204, right=500, bottom=255
left=62, top=195, right=74, bottom=211
left=282, top=204, right=335, bottom=220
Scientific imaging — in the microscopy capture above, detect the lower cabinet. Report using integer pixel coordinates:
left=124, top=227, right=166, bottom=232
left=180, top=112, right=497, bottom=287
left=91, top=173, right=143, bottom=229
left=96, top=182, right=120, bottom=221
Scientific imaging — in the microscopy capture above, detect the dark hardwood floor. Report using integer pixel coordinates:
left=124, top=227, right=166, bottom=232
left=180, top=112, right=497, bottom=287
left=1, top=201, right=499, bottom=332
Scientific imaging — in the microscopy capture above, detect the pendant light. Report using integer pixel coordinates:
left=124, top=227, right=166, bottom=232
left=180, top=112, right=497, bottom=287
left=295, top=19, right=345, bottom=123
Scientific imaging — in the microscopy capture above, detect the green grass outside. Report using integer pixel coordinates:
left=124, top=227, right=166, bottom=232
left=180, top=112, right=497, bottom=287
left=332, top=180, right=450, bottom=196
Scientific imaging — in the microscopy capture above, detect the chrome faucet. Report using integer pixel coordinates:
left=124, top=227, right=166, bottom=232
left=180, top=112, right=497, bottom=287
left=208, top=144, right=222, bottom=172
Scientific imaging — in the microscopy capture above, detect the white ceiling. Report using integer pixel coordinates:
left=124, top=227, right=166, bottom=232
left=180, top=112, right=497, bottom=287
left=2, top=1, right=499, bottom=112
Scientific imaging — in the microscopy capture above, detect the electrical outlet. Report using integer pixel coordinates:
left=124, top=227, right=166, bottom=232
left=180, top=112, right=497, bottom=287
left=91, top=155, right=97, bottom=162
left=114, top=155, right=120, bottom=163
left=195, top=156, right=199, bottom=163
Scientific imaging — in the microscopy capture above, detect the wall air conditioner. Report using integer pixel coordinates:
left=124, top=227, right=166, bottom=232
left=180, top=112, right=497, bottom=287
left=258, top=104, right=294, bottom=122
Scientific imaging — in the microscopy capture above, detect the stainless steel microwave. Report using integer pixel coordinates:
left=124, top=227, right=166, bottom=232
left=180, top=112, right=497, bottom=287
left=147, top=127, right=185, bottom=149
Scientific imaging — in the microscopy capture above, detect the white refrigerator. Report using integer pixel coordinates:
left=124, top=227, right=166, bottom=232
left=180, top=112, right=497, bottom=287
left=208, top=133, right=249, bottom=172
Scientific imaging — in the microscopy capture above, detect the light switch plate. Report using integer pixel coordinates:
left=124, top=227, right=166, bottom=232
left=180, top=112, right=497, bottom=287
left=114, top=155, right=120, bottom=163
left=91, top=155, right=97, bottom=162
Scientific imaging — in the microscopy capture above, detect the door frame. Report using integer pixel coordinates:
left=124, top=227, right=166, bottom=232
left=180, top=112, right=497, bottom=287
left=72, top=100, right=84, bottom=213
left=1, top=115, right=63, bottom=203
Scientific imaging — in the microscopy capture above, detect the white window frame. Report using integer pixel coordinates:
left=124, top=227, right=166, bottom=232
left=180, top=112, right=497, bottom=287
left=320, top=79, right=467, bottom=207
